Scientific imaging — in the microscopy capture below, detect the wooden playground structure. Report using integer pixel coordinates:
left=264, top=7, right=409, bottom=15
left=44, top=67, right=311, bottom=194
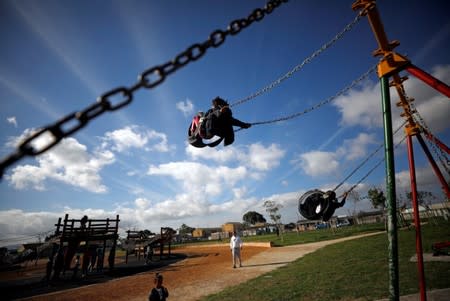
left=47, top=214, right=120, bottom=280
left=124, top=227, right=175, bottom=264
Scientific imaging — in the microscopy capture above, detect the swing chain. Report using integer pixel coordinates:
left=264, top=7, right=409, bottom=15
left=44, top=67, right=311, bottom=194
left=344, top=135, right=408, bottom=197
left=0, top=0, right=288, bottom=178
left=249, top=63, right=377, bottom=126
left=231, top=13, right=363, bottom=107
left=333, top=121, right=407, bottom=193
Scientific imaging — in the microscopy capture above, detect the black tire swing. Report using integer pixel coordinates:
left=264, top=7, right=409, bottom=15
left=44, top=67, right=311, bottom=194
left=298, top=190, right=339, bottom=221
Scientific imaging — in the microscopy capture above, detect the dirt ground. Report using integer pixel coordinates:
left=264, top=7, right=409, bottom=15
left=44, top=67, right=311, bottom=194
left=4, top=233, right=447, bottom=301
left=4, top=243, right=269, bottom=301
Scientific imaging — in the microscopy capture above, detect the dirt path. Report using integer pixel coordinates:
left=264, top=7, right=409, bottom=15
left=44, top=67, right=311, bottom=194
left=18, top=232, right=384, bottom=301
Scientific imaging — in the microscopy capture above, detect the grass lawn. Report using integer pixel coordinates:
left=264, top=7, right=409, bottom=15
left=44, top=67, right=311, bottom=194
left=200, top=219, right=450, bottom=301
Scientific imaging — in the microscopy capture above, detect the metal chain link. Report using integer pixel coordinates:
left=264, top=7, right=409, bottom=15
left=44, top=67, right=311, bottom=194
left=0, top=0, right=288, bottom=178
left=242, top=63, right=377, bottom=127
left=230, top=13, right=362, bottom=107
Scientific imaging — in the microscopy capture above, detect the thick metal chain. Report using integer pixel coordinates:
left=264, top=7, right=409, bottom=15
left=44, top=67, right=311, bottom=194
left=230, top=13, right=362, bottom=108
left=0, top=0, right=288, bottom=178
left=243, top=64, right=377, bottom=127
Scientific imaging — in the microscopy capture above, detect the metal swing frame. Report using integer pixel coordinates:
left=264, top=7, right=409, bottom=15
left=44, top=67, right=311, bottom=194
left=353, top=1, right=450, bottom=300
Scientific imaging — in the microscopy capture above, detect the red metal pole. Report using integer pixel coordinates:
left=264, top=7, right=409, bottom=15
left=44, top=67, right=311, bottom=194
left=406, top=135, right=427, bottom=301
left=416, top=134, right=450, bottom=198
left=406, top=65, right=450, bottom=98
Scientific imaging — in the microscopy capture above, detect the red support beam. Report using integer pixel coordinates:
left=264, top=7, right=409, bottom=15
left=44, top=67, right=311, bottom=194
left=406, top=135, right=427, bottom=301
left=406, top=65, right=450, bottom=98
left=417, top=134, right=450, bottom=198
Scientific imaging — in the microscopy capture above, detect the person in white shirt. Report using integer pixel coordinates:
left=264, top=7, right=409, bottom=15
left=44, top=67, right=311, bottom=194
left=229, top=231, right=243, bottom=268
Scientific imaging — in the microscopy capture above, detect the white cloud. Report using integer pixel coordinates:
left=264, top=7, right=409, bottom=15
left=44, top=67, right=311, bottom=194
left=147, top=161, right=247, bottom=197
left=136, top=143, right=286, bottom=224
left=296, top=151, right=339, bottom=177
left=333, top=65, right=450, bottom=134
left=337, top=133, right=378, bottom=161
left=186, top=142, right=285, bottom=171
left=411, top=95, right=450, bottom=133
left=334, top=82, right=382, bottom=128
left=395, top=165, right=449, bottom=194
left=244, top=143, right=286, bottom=171
left=6, top=165, right=47, bottom=191
left=103, top=126, right=148, bottom=152
left=6, top=133, right=114, bottom=193
left=232, top=186, right=248, bottom=199
left=102, top=125, right=172, bottom=153
left=176, top=99, right=195, bottom=117
left=6, top=116, right=18, bottom=127
left=135, top=197, right=150, bottom=209
left=0, top=209, right=61, bottom=246
left=186, top=143, right=238, bottom=163
left=147, top=130, right=172, bottom=152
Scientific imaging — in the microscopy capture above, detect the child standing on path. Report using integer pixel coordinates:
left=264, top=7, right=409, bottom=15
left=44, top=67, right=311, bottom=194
left=148, top=273, right=169, bottom=301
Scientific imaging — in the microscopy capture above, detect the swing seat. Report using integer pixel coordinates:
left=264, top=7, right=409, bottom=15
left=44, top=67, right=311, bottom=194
left=298, top=189, right=328, bottom=220
left=187, top=112, right=224, bottom=148
left=298, top=189, right=338, bottom=221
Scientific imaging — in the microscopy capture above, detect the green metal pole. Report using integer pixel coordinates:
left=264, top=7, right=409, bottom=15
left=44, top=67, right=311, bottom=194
left=380, top=76, right=399, bottom=301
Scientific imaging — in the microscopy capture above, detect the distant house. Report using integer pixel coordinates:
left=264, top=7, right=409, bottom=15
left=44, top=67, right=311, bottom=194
left=222, top=222, right=242, bottom=234
left=296, top=220, right=320, bottom=231
left=192, top=227, right=222, bottom=239
left=355, top=210, right=386, bottom=224
left=401, top=203, right=450, bottom=220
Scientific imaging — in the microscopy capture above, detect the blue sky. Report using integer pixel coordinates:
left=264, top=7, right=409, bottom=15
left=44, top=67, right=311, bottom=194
left=0, top=0, right=449, bottom=246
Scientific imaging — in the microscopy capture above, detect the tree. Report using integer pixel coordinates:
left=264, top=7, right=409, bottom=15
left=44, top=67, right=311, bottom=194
left=405, top=190, right=436, bottom=205
left=368, top=187, right=388, bottom=230
left=368, top=187, right=387, bottom=209
left=242, top=211, right=266, bottom=225
left=263, top=200, right=284, bottom=242
left=178, top=224, right=195, bottom=235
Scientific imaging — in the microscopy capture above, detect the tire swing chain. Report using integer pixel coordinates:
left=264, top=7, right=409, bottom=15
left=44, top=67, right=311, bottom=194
left=235, top=64, right=377, bottom=131
left=230, top=12, right=363, bottom=108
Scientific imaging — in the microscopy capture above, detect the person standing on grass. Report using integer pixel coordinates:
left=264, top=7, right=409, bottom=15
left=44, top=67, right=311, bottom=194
left=229, top=231, right=243, bottom=268
left=148, top=273, right=169, bottom=301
